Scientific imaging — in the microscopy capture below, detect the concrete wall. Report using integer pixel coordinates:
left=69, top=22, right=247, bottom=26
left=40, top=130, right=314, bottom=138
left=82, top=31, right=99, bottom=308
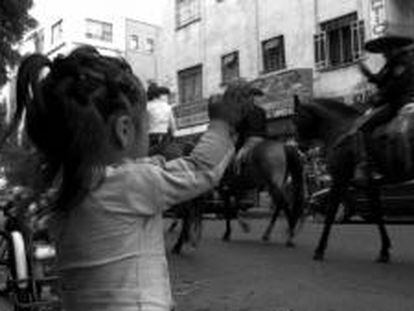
left=314, top=0, right=414, bottom=103
left=387, top=0, right=414, bottom=38
left=258, top=0, right=315, bottom=71
left=313, top=0, right=367, bottom=100
left=159, top=0, right=315, bottom=113
left=1, top=13, right=160, bottom=123
left=160, top=0, right=315, bottom=96
left=125, top=19, right=160, bottom=87
left=203, top=0, right=258, bottom=94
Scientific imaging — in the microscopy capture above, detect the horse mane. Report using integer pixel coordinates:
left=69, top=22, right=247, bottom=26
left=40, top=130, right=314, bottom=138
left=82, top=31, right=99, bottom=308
left=310, top=97, right=362, bottom=121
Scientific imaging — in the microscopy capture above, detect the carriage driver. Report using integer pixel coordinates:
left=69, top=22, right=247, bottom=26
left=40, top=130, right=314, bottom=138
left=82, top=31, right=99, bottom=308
left=354, top=34, right=414, bottom=182
left=233, top=85, right=267, bottom=174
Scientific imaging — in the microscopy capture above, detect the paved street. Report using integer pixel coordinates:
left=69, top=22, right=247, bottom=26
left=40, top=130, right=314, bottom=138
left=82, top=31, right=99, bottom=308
left=168, top=219, right=414, bottom=311
left=2, top=218, right=414, bottom=311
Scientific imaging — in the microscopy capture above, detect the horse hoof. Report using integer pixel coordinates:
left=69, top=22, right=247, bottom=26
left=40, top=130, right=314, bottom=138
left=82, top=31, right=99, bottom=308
left=376, top=253, right=390, bottom=263
left=285, top=240, right=295, bottom=248
left=240, top=222, right=251, bottom=233
left=262, top=235, right=270, bottom=242
left=313, top=252, right=324, bottom=261
left=171, top=247, right=181, bottom=255
left=222, top=235, right=230, bottom=242
left=171, top=246, right=181, bottom=255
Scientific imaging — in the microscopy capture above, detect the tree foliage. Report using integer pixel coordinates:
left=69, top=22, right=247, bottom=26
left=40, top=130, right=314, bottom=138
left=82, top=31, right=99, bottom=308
left=0, top=0, right=37, bottom=87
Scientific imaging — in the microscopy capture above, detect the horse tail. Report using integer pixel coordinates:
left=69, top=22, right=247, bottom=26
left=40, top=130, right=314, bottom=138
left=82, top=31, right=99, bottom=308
left=284, top=144, right=305, bottom=228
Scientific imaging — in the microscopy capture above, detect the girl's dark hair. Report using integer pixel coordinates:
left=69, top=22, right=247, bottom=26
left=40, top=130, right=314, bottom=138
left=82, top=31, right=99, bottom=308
left=2, top=45, right=146, bottom=211
left=147, top=82, right=170, bottom=101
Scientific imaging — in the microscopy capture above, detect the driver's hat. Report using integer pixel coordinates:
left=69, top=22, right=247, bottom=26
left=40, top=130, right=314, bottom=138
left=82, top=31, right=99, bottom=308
left=365, top=35, right=414, bottom=54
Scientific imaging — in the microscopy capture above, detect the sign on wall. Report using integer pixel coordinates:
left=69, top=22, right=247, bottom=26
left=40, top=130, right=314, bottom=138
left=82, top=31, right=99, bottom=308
left=250, top=68, right=313, bottom=119
left=370, top=0, right=387, bottom=38
left=173, top=99, right=208, bottom=129
left=173, top=68, right=313, bottom=130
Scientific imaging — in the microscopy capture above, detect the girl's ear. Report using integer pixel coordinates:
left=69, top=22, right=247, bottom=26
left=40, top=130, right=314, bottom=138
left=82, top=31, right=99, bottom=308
left=113, top=115, right=135, bottom=149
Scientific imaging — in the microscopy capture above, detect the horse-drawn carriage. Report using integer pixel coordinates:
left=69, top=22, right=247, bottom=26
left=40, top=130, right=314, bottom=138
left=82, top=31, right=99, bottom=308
left=0, top=186, right=61, bottom=311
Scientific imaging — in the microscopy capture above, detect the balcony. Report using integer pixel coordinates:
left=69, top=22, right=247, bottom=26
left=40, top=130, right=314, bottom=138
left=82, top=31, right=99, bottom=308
left=173, top=99, right=209, bottom=129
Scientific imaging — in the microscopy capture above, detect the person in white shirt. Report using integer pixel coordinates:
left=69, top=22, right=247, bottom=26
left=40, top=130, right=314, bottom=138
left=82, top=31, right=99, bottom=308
left=147, top=82, right=175, bottom=154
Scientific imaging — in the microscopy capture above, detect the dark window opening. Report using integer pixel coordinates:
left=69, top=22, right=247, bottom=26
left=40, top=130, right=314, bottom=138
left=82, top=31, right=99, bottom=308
left=221, top=51, right=239, bottom=84
left=262, top=35, right=286, bottom=73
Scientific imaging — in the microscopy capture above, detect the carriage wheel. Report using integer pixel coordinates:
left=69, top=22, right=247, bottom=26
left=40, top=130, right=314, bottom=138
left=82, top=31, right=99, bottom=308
left=0, top=231, right=12, bottom=296
left=0, top=231, right=36, bottom=311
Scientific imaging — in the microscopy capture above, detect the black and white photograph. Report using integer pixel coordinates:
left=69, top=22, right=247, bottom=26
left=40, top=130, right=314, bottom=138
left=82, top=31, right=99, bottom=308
left=0, top=0, right=414, bottom=310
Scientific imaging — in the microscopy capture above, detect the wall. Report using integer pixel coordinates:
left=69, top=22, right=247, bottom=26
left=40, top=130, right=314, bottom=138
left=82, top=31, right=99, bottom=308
left=258, top=0, right=315, bottom=71
left=159, top=0, right=315, bottom=135
left=313, top=0, right=367, bottom=100
left=125, top=19, right=160, bottom=86
left=387, top=0, right=414, bottom=38
left=203, top=0, right=258, bottom=94
left=314, top=0, right=414, bottom=103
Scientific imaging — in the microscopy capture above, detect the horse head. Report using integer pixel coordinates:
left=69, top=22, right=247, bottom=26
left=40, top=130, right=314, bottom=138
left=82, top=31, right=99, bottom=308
left=293, top=95, right=361, bottom=147
left=293, top=95, right=322, bottom=143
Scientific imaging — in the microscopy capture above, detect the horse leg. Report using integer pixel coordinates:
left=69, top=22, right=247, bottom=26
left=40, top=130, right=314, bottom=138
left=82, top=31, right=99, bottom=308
left=167, top=219, right=179, bottom=233
left=222, top=195, right=233, bottom=241
left=189, top=204, right=203, bottom=248
left=235, top=195, right=251, bottom=233
left=366, top=185, right=391, bottom=263
left=261, top=202, right=281, bottom=242
left=313, top=184, right=344, bottom=261
left=172, top=206, right=189, bottom=254
left=172, top=221, right=185, bottom=255
left=262, top=187, right=294, bottom=246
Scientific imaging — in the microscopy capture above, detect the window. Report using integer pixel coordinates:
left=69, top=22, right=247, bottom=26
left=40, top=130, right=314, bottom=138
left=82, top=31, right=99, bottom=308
left=176, top=0, right=201, bottom=29
left=221, top=51, right=239, bottom=84
left=85, top=19, right=113, bottom=42
left=34, top=29, right=45, bottom=52
left=129, top=35, right=139, bottom=50
left=178, top=65, right=202, bottom=106
left=262, top=35, right=286, bottom=73
left=145, top=38, right=155, bottom=53
left=314, top=12, right=364, bottom=70
left=51, top=20, right=63, bottom=45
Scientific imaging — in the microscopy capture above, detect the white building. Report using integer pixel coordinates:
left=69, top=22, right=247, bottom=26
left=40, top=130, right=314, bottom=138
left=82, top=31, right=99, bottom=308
left=1, top=12, right=161, bottom=122
left=159, top=0, right=414, bottom=137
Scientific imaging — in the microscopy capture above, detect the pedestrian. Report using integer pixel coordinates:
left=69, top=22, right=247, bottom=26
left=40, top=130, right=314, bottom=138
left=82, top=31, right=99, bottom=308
left=353, top=35, right=414, bottom=182
left=12, top=46, right=259, bottom=311
left=146, top=82, right=175, bottom=154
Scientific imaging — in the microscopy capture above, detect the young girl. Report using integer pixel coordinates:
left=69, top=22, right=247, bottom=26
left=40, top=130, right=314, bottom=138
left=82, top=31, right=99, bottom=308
left=9, top=46, right=259, bottom=311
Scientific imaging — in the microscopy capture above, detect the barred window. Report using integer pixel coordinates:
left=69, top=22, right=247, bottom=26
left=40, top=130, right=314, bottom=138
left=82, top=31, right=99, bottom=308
left=85, top=19, right=113, bottom=42
left=262, top=35, right=286, bottom=73
left=221, top=51, right=239, bottom=84
left=178, top=65, right=203, bottom=106
left=314, top=12, right=364, bottom=70
left=146, top=38, right=155, bottom=53
left=176, top=0, right=201, bottom=29
left=129, top=35, right=139, bottom=50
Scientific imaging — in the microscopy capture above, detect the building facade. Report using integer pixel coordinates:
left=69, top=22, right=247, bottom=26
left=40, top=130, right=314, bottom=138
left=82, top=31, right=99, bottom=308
left=1, top=13, right=160, bottom=122
left=160, top=0, right=414, bottom=137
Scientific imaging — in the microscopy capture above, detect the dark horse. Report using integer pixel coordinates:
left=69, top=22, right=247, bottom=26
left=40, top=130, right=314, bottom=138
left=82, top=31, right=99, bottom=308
left=151, top=138, right=204, bottom=254
left=219, top=139, right=305, bottom=246
left=294, top=96, right=414, bottom=262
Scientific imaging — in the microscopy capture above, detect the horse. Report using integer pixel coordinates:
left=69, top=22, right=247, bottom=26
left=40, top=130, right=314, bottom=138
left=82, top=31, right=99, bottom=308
left=218, top=139, right=306, bottom=247
left=293, top=95, right=414, bottom=262
left=150, top=138, right=204, bottom=254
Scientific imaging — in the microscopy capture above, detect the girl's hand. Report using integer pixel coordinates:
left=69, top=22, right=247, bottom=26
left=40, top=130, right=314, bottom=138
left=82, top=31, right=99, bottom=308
left=208, top=80, right=263, bottom=129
